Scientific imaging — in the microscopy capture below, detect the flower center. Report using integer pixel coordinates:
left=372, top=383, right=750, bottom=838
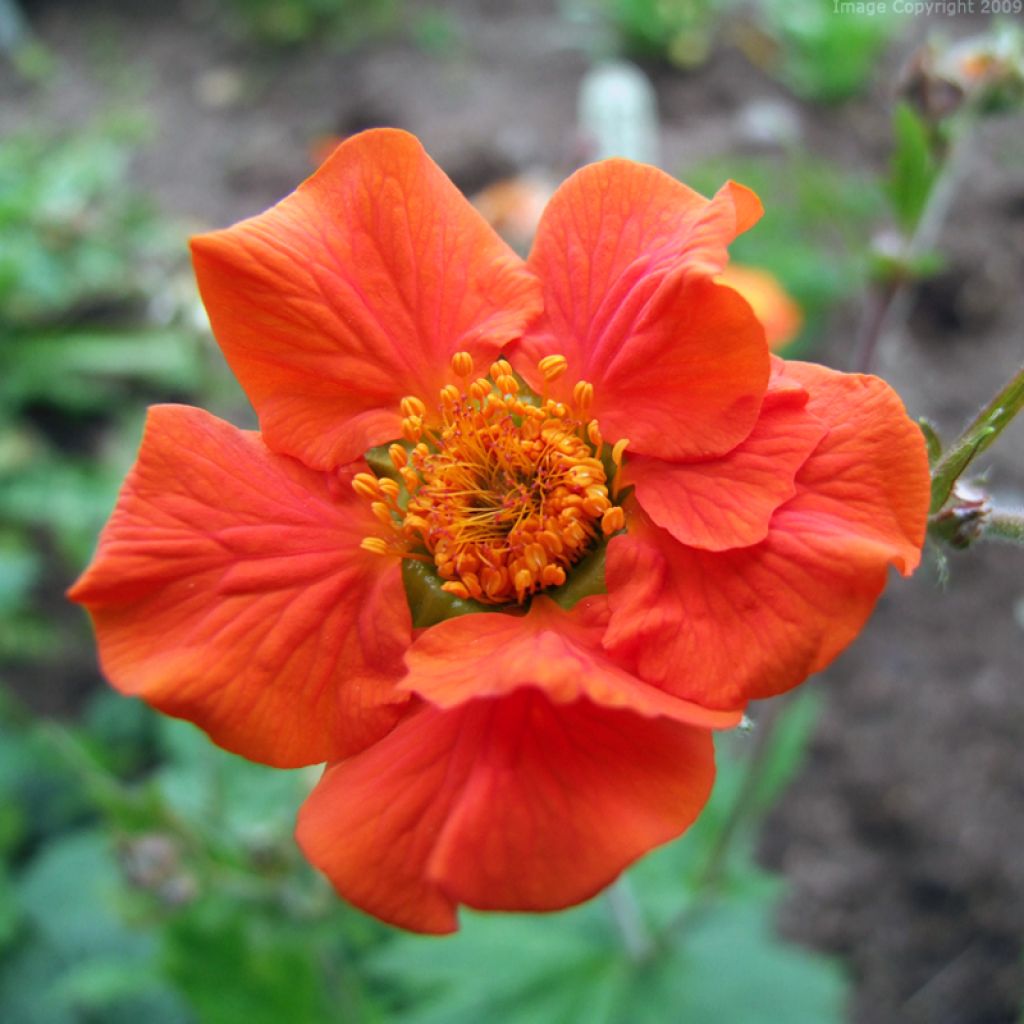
left=355, top=352, right=627, bottom=605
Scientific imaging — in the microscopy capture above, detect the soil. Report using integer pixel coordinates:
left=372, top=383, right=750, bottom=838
left=3, top=2, right=1023, bottom=1022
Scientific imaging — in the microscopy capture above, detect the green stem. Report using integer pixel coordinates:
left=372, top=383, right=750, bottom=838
left=982, top=510, right=1024, bottom=545
left=854, top=124, right=971, bottom=374
left=930, top=363, right=1024, bottom=514
left=659, top=700, right=785, bottom=944
left=605, top=875, right=655, bottom=963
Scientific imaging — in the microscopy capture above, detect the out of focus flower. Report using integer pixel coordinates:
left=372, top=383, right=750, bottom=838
left=471, top=173, right=553, bottom=255
left=717, top=263, right=803, bottom=349
left=900, top=26, right=1024, bottom=120
left=70, top=129, right=929, bottom=933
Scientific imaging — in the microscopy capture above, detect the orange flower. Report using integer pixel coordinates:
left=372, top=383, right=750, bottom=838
left=69, top=129, right=929, bottom=934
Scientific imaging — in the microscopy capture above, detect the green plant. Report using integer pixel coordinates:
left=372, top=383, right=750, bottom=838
left=755, top=0, right=904, bottom=103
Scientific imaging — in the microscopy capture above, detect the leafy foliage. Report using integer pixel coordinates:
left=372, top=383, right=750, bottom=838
left=224, top=0, right=402, bottom=46
left=755, top=0, right=903, bottom=103
left=0, top=124, right=226, bottom=670
left=0, top=684, right=846, bottom=1023
left=887, top=103, right=941, bottom=231
left=601, top=0, right=719, bottom=68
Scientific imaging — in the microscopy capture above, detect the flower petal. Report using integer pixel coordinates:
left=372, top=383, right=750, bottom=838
left=605, top=365, right=929, bottom=707
left=513, top=161, right=768, bottom=458
left=191, top=128, right=542, bottom=471
left=68, top=405, right=412, bottom=767
left=625, top=374, right=827, bottom=550
left=781, top=361, right=930, bottom=575
left=401, top=596, right=742, bottom=728
left=296, top=691, right=715, bottom=933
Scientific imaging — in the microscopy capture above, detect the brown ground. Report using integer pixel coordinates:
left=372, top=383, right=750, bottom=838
left=4, top=2, right=1023, bottom=1021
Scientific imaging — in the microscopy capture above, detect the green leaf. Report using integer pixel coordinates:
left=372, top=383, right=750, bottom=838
left=0, top=330, right=204, bottom=413
left=16, top=830, right=143, bottom=961
left=164, top=900, right=330, bottom=1024
left=155, top=718, right=309, bottom=853
left=887, top=103, right=940, bottom=230
left=372, top=870, right=846, bottom=1024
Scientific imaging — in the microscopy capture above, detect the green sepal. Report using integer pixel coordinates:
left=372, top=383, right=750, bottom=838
left=364, top=443, right=404, bottom=483
left=402, top=539, right=613, bottom=627
left=918, top=417, right=943, bottom=465
left=547, top=539, right=610, bottom=611
left=402, top=559, right=503, bottom=630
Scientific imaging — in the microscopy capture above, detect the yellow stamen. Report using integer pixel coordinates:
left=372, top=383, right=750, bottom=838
left=370, top=501, right=394, bottom=526
left=538, top=354, right=568, bottom=382
left=402, top=415, right=423, bottom=443
left=377, top=478, right=400, bottom=501
left=451, top=351, right=474, bottom=377
left=351, top=473, right=380, bottom=500
left=611, top=438, right=629, bottom=500
left=400, top=395, right=426, bottom=418
left=357, top=358, right=627, bottom=605
left=573, top=380, right=594, bottom=412
left=602, top=506, right=625, bottom=535
left=388, top=444, right=408, bottom=470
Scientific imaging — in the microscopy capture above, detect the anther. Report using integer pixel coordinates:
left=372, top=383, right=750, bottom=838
left=451, top=351, right=474, bottom=377
left=541, top=564, right=566, bottom=587
left=587, top=420, right=603, bottom=450
left=489, top=359, right=513, bottom=382
left=601, top=507, right=625, bottom=535
left=360, top=537, right=391, bottom=556
left=388, top=444, right=408, bottom=470
left=371, top=502, right=394, bottom=526
left=351, top=473, right=380, bottom=500
left=402, top=415, right=423, bottom=443
left=400, top=466, right=420, bottom=493
left=573, top=380, right=594, bottom=411
left=610, top=437, right=630, bottom=500
left=514, top=568, right=534, bottom=600
left=377, top=478, right=400, bottom=501
left=400, top=396, right=426, bottom=418
left=538, top=354, right=568, bottom=382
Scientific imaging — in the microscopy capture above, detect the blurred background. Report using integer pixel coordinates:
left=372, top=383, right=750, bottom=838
left=1, top=1, right=1023, bottom=1022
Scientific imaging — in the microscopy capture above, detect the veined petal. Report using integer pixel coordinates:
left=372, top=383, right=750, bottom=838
left=513, top=161, right=768, bottom=459
left=68, top=405, right=412, bottom=768
left=296, top=691, right=715, bottom=933
left=626, top=372, right=826, bottom=550
left=191, top=128, right=542, bottom=471
left=605, top=365, right=929, bottom=707
left=781, top=361, right=929, bottom=575
left=401, top=596, right=742, bottom=729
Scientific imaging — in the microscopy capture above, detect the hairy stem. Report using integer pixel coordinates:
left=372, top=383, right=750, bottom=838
left=854, top=126, right=971, bottom=374
left=930, top=362, right=1024, bottom=514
